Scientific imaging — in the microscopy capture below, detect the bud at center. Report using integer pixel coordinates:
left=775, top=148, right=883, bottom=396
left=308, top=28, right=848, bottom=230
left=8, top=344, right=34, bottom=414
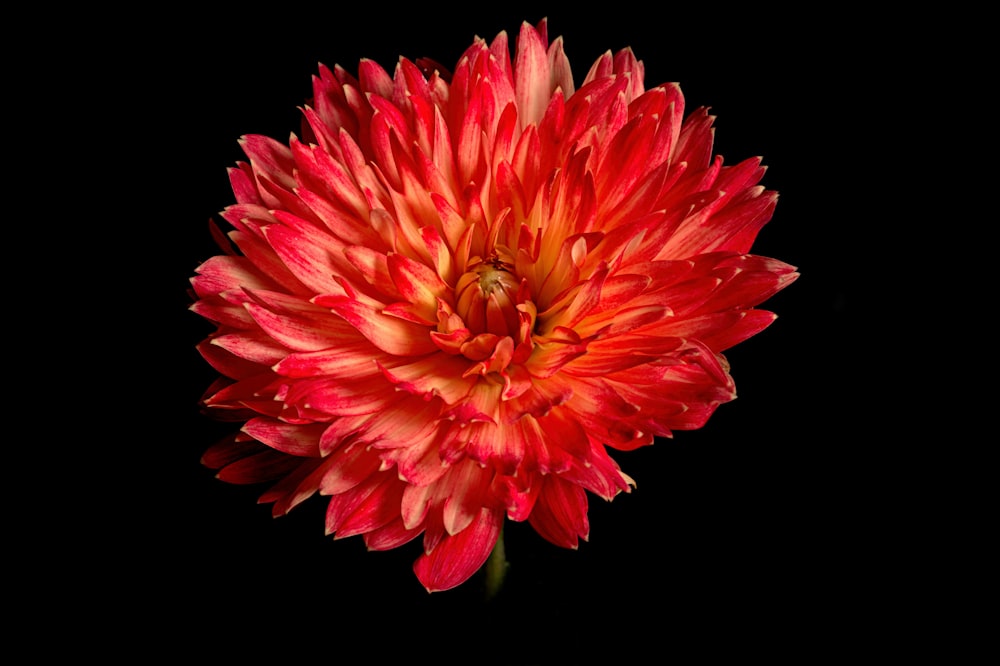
left=455, top=260, right=522, bottom=337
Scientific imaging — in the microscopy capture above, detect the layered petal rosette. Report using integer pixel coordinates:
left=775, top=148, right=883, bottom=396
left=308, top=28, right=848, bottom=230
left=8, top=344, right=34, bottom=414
left=191, top=19, right=798, bottom=592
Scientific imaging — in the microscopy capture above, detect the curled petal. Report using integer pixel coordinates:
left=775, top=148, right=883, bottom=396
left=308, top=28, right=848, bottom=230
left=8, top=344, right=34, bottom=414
left=528, top=475, right=589, bottom=549
left=413, top=507, right=504, bottom=592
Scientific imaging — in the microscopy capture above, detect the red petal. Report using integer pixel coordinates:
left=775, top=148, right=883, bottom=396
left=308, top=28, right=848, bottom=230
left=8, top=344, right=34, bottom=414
left=325, top=472, right=402, bottom=537
left=329, top=299, right=438, bottom=356
left=245, top=302, right=349, bottom=352
left=190, top=255, right=277, bottom=298
left=378, top=355, right=476, bottom=405
left=273, top=342, right=385, bottom=378
left=241, top=418, right=324, bottom=457
left=514, top=21, right=551, bottom=127
left=413, top=507, right=503, bottom=593
left=197, top=338, right=270, bottom=380
left=216, top=448, right=302, bottom=485
left=363, top=516, right=423, bottom=551
left=201, top=432, right=264, bottom=470
left=189, top=299, right=255, bottom=329
left=386, top=252, right=450, bottom=322
left=263, top=222, right=346, bottom=295
left=318, top=439, right=382, bottom=495
left=210, top=331, right=287, bottom=365
left=528, top=475, right=589, bottom=548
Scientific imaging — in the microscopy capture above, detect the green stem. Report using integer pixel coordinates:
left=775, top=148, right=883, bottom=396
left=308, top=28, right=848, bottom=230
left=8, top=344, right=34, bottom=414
left=484, top=523, right=508, bottom=600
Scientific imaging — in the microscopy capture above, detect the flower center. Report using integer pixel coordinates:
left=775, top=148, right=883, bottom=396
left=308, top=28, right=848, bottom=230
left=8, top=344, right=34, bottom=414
left=455, top=259, right=522, bottom=338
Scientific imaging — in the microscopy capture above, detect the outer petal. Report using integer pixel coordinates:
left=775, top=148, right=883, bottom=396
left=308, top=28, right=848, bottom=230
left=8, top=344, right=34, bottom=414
left=363, top=516, right=423, bottom=551
left=514, top=21, right=551, bottom=128
left=413, top=507, right=503, bottom=592
left=528, top=474, right=590, bottom=548
left=325, top=472, right=405, bottom=538
left=242, top=418, right=324, bottom=457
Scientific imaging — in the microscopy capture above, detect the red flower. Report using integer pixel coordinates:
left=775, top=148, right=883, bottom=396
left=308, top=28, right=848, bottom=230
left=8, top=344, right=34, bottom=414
left=191, top=19, right=798, bottom=592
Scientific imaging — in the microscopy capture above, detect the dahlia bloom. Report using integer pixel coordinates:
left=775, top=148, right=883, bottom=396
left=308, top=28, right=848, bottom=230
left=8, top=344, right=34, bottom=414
left=191, top=19, right=798, bottom=593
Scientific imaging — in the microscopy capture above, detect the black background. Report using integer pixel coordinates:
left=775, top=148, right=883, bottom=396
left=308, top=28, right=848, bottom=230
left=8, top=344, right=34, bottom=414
left=61, top=3, right=926, bottom=660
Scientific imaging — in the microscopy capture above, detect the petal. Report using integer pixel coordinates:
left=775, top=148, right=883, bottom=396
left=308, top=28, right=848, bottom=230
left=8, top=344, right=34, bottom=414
left=528, top=475, right=589, bottom=549
left=514, top=21, right=551, bottom=127
left=547, top=35, right=574, bottom=97
left=189, top=298, right=255, bottom=329
left=215, top=448, right=304, bottom=485
left=440, top=462, right=492, bottom=536
left=386, top=252, right=450, bottom=322
left=326, top=472, right=405, bottom=538
left=282, top=375, right=392, bottom=417
left=363, top=516, right=423, bottom=551
left=273, top=342, right=385, bottom=378
left=210, top=331, right=288, bottom=366
left=328, top=298, right=438, bottom=356
left=197, top=339, right=263, bottom=380
left=413, top=507, right=503, bottom=593
left=263, top=221, right=347, bottom=295
left=318, top=439, right=383, bottom=495
left=242, top=418, right=325, bottom=457
left=245, top=302, right=350, bottom=352
left=190, top=255, right=277, bottom=298
left=378, top=355, right=477, bottom=405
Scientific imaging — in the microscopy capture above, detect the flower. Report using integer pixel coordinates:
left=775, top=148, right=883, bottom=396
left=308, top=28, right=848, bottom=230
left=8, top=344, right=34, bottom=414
left=190, top=18, right=799, bottom=593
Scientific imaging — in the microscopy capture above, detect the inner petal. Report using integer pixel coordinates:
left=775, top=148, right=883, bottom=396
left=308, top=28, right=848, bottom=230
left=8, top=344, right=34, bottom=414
left=455, top=258, right=523, bottom=338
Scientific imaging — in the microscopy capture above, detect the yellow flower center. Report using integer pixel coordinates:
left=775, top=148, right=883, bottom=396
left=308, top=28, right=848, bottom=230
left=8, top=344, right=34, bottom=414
left=455, top=259, right=523, bottom=338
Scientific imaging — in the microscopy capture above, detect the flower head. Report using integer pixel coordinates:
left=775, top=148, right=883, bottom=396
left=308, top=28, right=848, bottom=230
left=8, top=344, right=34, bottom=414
left=191, top=19, right=798, bottom=592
